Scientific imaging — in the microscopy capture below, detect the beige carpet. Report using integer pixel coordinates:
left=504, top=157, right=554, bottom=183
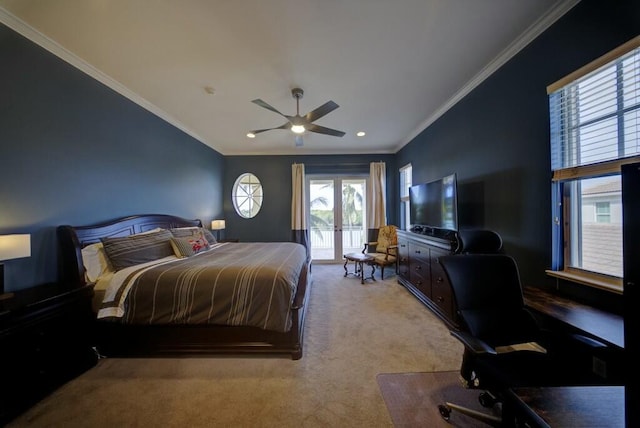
left=9, top=264, right=463, bottom=427
left=377, top=371, right=500, bottom=428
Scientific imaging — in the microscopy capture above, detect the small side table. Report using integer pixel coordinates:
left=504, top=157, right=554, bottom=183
left=0, top=283, right=97, bottom=425
left=343, top=253, right=375, bottom=284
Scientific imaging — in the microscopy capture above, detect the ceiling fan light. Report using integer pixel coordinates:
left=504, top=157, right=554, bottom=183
left=247, top=132, right=256, bottom=138
left=291, top=124, right=305, bottom=134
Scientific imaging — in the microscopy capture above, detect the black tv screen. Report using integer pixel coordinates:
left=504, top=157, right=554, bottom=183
left=409, top=173, right=458, bottom=231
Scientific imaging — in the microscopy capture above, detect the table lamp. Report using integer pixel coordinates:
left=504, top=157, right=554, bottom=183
left=0, top=234, right=31, bottom=299
left=211, top=220, right=226, bottom=241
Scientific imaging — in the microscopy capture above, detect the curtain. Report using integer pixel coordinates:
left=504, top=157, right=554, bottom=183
left=291, top=163, right=310, bottom=260
left=366, top=161, right=387, bottom=244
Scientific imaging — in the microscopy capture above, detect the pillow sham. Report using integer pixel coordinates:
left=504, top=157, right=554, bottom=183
left=81, top=242, right=113, bottom=283
left=170, top=236, right=210, bottom=258
left=101, top=229, right=174, bottom=271
left=82, top=228, right=167, bottom=280
left=170, top=227, right=217, bottom=244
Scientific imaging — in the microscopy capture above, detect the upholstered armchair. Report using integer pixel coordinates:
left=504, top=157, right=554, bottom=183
left=363, top=225, right=398, bottom=279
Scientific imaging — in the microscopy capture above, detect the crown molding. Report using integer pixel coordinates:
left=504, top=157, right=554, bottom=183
left=1, top=2, right=580, bottom=157
left=395, top=0, right=581, bottom=152
left=0, top=8, right=211, bottom=150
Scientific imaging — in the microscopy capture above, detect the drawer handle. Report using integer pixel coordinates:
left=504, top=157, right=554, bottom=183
left=415, top=250, right=421, bottom=254
left=436, top=296, right=444, bottom=303
left=436, top=277, right=443, bottom=283
left=415, top=265, right=421, bottom=271
left=416, top=281, right=422, bottom=286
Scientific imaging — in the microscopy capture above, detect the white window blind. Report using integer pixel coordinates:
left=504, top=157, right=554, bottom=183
left=399, top=164, right=412, bottom=200
left=399, top=164, right=412, bottom=230
left=549, top=38, right=640, bottom=176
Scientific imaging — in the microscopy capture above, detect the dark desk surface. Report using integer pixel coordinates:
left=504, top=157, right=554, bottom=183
left=523, top=286, right=624, bottom=349
left=508, top=386, right=625, bottom=428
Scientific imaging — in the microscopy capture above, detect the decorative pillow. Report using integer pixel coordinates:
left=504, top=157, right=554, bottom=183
left=81, top=242, right=113, bottom=283
left=101, top=229, right=174, bottom=271
left=170, top=227, right=217, bottom=244
left=170, top=236, right=210, bottom=258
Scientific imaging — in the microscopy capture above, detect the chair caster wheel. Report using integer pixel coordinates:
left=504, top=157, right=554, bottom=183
left=479, top=391, right=497, bottom=408
left=438, top=404, right=451, bottom=421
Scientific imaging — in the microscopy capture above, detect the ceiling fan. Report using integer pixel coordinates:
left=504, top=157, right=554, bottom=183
left=248, top=88, right=345, bottom=147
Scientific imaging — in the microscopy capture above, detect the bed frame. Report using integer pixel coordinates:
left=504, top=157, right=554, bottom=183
left=57, top=214, right=311, bottom=360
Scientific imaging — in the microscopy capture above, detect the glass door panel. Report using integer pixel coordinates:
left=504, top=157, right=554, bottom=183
left=309, top=179, right=335, bottom=261
left=341, top=179, right=366, bottom=256
left=308, top=177, right=366, bottom=262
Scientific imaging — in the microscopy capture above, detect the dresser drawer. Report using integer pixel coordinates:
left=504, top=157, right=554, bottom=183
left=430, top=259, right=454, bottom=320
left=397, top=240, right=410, bottom=279
left=409, top=243, right=429, bottom=264
left=410, top=268, right=430, bottom=297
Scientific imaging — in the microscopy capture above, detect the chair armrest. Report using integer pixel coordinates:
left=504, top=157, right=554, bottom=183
left=450, top=330, right=497, bottom=356
left=363, top=242, right=378, bottom=253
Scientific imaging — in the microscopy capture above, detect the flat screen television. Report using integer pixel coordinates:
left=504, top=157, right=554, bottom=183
left=409, top=173, right=458, bottom=232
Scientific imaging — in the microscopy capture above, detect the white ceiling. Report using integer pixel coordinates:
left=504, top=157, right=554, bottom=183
left=0, top=1, right=578, bottom=156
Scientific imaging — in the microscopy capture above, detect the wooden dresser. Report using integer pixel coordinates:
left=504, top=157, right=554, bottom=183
left=397, top=230, right=459, bottom=327
left=0, top=283, right=97, bottom=425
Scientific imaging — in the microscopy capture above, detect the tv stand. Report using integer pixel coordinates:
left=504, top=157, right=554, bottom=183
left=397, top=230, right=459, bottom=328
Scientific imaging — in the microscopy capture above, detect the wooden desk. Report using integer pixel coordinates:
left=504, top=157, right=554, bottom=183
left=507, top=386, right=624, bottom=428
left=516, top=288, right=627, bottom=427
left=523, top=286, right=624, bottom=384
left=523, top=286, right=623, bottom=349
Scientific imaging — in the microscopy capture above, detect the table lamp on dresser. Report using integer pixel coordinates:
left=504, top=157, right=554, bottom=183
left=0, top=234, right=31, bottom=300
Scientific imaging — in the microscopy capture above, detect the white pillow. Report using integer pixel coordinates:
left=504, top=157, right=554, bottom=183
left=82, top=242, right=112, bottom=283
left=81, top=227, right=165, bottom=282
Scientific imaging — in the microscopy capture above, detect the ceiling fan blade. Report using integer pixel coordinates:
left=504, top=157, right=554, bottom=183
left=307, top=123, right=346, bottom=137
left=251, top=99, right=289, bottom=118
left=249, top=123, right=290, bottom=135
left=295, top=135, right=304, bottom=147
left=305, top=101, right=339, bottom=123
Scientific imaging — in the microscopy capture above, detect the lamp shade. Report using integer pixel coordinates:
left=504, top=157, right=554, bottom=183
left=0, top=234, right=31, bottom=261
left=211, top=220, right=226, bottom=230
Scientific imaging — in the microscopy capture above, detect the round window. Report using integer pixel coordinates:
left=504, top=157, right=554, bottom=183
left=232, top=173, right=263, bottom=218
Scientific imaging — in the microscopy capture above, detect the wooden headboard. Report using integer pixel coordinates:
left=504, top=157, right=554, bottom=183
left=57, top=214, right=202, bottom=288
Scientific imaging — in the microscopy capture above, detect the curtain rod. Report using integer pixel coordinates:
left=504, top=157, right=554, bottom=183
left=293, top=161, right=384, bottom=167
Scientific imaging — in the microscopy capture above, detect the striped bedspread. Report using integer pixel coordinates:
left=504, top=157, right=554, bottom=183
left=97, top=242, right=307, bottom=332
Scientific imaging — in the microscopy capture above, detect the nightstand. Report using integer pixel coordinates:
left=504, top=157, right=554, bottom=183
left=0, top=283, right=97, bottom=425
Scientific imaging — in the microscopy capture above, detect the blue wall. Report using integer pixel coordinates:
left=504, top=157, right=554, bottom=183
left=0, top=24, right=224, bottom=291
left=224, top=154, right=397, bottom=242
left=396, top=0, right=639, bottom=291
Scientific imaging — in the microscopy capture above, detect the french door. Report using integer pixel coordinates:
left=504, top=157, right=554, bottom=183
left=307, top=176, right=367, bottom=263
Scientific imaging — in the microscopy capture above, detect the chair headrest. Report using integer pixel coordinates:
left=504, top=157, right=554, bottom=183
left=458, top=229, right=503, bottom=254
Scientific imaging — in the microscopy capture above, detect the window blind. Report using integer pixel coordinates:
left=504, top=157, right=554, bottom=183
left=548, top=37, right=640, bottom=179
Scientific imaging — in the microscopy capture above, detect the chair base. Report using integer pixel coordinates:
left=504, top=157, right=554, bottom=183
left=438, top=401, right=502, bottom=427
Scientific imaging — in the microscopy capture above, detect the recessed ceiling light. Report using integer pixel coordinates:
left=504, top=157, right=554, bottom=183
left=247, top=132, right=255, bottom=138
left=356, top=131, right=366, bottom=137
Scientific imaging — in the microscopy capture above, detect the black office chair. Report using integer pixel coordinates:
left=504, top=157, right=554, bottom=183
left=457, top=229, right=503, bottom=254
left=437, top=254, right=594, bottom=426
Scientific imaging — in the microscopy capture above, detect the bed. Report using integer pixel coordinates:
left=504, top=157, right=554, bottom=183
left=57, top=214, right=311, bottom=360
